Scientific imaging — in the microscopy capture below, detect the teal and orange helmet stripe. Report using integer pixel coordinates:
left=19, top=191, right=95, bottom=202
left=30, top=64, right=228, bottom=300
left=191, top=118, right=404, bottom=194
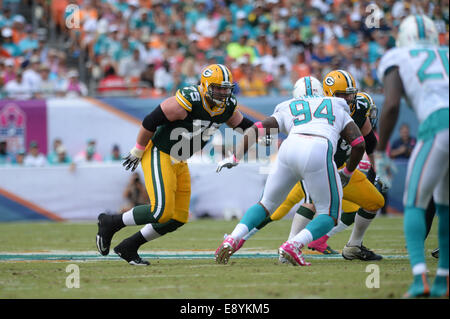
left=415, top=15, right=426, bottom=39
left=305, top=76, right=313, bottom=96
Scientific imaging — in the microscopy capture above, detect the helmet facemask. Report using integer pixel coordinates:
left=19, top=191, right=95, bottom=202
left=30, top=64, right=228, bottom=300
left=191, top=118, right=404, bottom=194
left=206, top=82, right=235, bottom=109
left=334, top=88, right=358, bottom=114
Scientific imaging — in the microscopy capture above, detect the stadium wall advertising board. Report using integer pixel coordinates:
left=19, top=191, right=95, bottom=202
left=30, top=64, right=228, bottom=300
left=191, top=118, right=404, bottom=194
left=0, top=99, right=48, bottom=154
left=0, top=96, right=416, bottom=221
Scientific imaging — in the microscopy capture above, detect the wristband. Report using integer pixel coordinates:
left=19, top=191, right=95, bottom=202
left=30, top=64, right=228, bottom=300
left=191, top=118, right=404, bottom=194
left=130, top=146, right=145, bottom=158
left=343, top=166, right=354, bottom=176
left=350, top=136, right=364, bottom=147
left=254, top=121, right=265, bottom=136
left=135, top=143, right=145, bottom=151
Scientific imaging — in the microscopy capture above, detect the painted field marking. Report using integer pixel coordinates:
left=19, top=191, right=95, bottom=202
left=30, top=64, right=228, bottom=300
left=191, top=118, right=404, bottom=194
left=0, top=250, right=409, bottom=262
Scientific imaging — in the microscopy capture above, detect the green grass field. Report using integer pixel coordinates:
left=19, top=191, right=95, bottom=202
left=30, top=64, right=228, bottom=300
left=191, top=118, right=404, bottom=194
left=0, top=216, right=441, bottom=299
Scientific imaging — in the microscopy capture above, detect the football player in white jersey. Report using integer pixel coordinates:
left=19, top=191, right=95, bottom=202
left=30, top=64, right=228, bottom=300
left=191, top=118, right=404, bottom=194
left=214, top=76, right=366, bottom=266
left=375, top=14, right=449, bottom=298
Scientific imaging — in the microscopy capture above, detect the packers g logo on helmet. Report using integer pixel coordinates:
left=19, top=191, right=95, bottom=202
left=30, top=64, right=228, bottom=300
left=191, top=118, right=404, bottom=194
left=200, top=64, right=235, bottom=109
left=324, top=76, right=335, bottom=86
left=323, top=70, right=358, bottom=115
left=202, top=68, right=213, bottom=77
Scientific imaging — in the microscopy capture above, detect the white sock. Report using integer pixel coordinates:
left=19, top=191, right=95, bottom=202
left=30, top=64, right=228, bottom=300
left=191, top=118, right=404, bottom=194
left=288, top=214, right=312, bottom=240
left=436, top=268, right=449, bottom=277
left=243, top=227, right=259, bottom=240
left=140, top=224, right=161, bottom=242
left=347, top=212, right=376, bottom=246
left=326, top=220, right=349, bottom=238
left=122, top=208, right=137, bottom=226
left=412, top=263, right=427, bottom=276
left=290, top=229, right=313, bottom=247
left=230, top=223, right=249, bottom=241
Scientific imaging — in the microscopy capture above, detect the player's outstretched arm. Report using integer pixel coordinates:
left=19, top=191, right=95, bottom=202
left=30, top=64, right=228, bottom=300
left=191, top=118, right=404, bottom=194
left=235, top=116, right=279, bottom=161
left=123, top=97, right=188, bottom=172
left=374, top=67, right=404, bottom=188
left=216, top=116, right=279, bottom=172
left=339, top=121, right=366, bottom=186
left=226, top=110, right=255, bottom=131
left=376, top=67, right=404, bottom=152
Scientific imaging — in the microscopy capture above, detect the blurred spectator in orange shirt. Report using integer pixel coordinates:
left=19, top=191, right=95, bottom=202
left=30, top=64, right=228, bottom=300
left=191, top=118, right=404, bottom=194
left=292, top=51, right=311, bottom=80
left=238, top=63, right=267, bottom=97
left=11, top=15, right=26, bottom=44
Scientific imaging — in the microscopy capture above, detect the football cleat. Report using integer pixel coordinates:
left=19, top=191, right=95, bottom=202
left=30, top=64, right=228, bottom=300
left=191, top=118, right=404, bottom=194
left=307, top=235, right=339, bottom=255
left=430, top=275, right=449, bottom=298
left=278, top=253, right=289, bottom=264
left=235, top=238, right=246, bottom=252
left=96, top=213, right=119, bottom=256
left=431, top=248, right=439, bottom=259
left=113, top=240, right=150, bottom=266
left=215, top=235, right=237, bottom=264
left=223, top=233, right=245, bottom=252
left=403, top=273, right=430, bottom=298
left=342, top=243, right=383, bottom=261
left=278, top=242, right=311, bottom=266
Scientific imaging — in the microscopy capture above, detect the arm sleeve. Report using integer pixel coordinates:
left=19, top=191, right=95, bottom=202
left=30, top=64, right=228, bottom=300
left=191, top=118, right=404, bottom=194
left=234, top=116, right=255, bottom=130
left=363, top=129, right=378, bottom=155
left=142, top=105, right=170, bottom=132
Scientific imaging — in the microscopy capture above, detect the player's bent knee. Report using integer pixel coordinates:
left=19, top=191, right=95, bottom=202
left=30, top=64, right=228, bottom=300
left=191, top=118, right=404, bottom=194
left=259, top=200, right=276, bottom=216
left=361, top=192, right=385, bottom=212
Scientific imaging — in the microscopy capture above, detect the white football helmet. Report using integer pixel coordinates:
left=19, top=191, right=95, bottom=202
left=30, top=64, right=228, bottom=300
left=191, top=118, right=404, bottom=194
left=293, top=76, right=324, bottom=98
left=396, top=14, right=439, bottom=47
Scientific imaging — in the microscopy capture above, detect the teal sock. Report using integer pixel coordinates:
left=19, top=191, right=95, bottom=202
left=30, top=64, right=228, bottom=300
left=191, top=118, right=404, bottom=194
left=305, top=214, right=335, bottom=240
left=436, top=204, right=449, bottom=271
left=239, top=203, right=268, bottom=231
left=404, top=206, right=427, bottom=269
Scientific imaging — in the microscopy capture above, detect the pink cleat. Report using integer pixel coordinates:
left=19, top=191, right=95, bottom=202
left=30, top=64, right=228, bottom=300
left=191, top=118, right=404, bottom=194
left=279, top=242, right=311, bottom=266
left=235, top=238, right=246, bottom=252
left=215, top=235, right=238, bottom=264
left=308, top=235, right=339, bottom=255
left=222, top=234, right=246, bottom=252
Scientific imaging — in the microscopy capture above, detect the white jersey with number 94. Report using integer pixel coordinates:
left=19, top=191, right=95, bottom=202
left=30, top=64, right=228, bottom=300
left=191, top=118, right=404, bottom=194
left=271, top=96, right=354, bottom=155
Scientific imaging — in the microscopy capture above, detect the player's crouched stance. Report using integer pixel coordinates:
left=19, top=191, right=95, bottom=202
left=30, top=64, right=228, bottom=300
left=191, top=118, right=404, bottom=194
left=215, top=76, right=366, bottom=266
left=96, top=64, right=255, bottom=265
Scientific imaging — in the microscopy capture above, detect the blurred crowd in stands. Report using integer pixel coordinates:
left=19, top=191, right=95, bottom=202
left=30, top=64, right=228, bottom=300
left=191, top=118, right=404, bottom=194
left=0, top=0, right=448, bottom=99
left=0, top=137, right=122, bottom=166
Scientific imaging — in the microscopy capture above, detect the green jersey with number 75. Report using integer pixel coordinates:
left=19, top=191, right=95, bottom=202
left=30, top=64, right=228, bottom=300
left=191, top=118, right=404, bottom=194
left=151, top=85, right=238, bottom=161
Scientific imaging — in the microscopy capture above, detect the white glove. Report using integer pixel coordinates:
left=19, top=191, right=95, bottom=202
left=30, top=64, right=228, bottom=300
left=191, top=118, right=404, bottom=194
left=216, top=151, right=239, bottom=173
left=123, top=146, right=144, bottom=172
left=338, top=167, right=353, bottom=188
left=374, top=151, right=397, bottom=191
left=258, top=134, right=272, bottom=147
left=375, top=175, right=389, bottom=193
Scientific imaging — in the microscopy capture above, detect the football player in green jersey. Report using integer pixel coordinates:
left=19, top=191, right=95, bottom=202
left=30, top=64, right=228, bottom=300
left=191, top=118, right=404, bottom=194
left=96, top=64, right=256, bottom=265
